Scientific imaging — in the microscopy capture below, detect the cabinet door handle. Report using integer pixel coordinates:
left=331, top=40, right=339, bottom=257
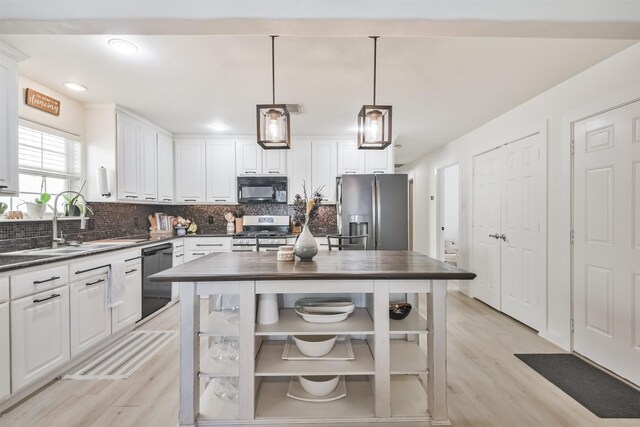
left=33, top=293, right=61, bottom=303
left=125, top=268, right=138, bottom=274
left=345, top=171, right=356, bottom=174
left=214, top=199, right=226, bottom=202
left=192, top=252, right=206, bottom=255
left=175, top=254, right=184, bottom=258
left=500, top=234, right=507, bottom=241
left=372, top=170, right=384, bottom=174
left=75, top=264, right=110, bottom=275
left=0, top=185, right=7, bottom=189
left=163, top=198, right=172, bottom=202
left=184, top=199, right=197, bottom=202
left=125, top=256, right=142, bottom=262
left=126, top=195, right=139, bottom=199
left=33, top=276, right=61, bottom=285
left=245, top=171, right=256, bottom=174
left=268, top=171, right=279, bottom=174
left=86, top=279, right=105, bottom=287
left=145, top=197, right=156, bottom=200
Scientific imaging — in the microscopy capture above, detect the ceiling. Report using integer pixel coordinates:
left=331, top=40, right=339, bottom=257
left=1, top=34, right=636, bottom=163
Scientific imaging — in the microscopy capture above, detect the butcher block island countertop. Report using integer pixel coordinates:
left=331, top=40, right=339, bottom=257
left=151, top=250, right=476, bottom=282
left=151, top=251, right=475, bottom=427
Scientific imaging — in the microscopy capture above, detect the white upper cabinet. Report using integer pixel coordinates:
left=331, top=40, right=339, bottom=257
left=0, top=50, right=20, bottom=195
left=263, top=149, right=287, bottom=175
left=311, top=141, right=338, bottom=204
left=236, top=140, right=263, bottom=175
left=116, top=112, right=142, bottom=201
left=206, top=140, right=237, bottom=204
left=157, top=132, right=174, bottom=203
left=337, top=140, right=366, bottom=175
left=365, top=146, right=395, bottom=174
left=174, top=139, right=206, bottom=203
left=140, top=125, right=158, bottom=202
left=287, top=139, right=312, bottom=203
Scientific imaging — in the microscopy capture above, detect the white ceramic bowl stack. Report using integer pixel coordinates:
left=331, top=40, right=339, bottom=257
left=292, top=335, right=337, bottom=357
left=294, top=297, right=355, bottom=323
left=298, top=375, right=341, bottom=397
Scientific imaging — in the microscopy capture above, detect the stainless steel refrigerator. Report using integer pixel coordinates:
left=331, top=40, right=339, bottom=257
left=336, top=174, right=408, bottom=250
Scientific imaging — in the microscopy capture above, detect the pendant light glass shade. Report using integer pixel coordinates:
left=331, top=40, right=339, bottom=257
left=257, top=105, right=290, bottom=149
left=257, top=36, right=291, bottom=149
left=358, top=105, right=392, bottom=149
left=358, top=36, right=392, bottom=150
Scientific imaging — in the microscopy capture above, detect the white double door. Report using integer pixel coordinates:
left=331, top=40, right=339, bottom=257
left=573, top=100, right=640, bottom=385
left=472, top=132, right=546, bottom=330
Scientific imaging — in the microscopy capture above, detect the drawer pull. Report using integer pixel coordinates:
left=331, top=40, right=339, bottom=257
left=196, top=244, right=223, bottom=247
left=145, top=197, right=156, bottom=200
left=86, top=279, right=105, bottom=287
left=125, top=268, right=138, bottom=274
left=33, top=276, right=60, bottom=285
left=184, top=199, right=197, bottom=202
left=75, top=264, right=110, bottom=275
left=0, top=185, right=7, bottom=189
left=125, top=195, right=139, bottom=199
left=175, top=254, right=184, bottom=258
left=163, top=198, right=172, bottom=202
left=192, top=252, right=206, bottom=255
left=33, top=293, right=60, bottom=303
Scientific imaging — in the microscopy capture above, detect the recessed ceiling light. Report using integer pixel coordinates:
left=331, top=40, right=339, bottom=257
left=108, top=39, right=138, bottom=54
left=63, top=82, right=87, bottom=92
left=208, top=123, right=228, bottom=131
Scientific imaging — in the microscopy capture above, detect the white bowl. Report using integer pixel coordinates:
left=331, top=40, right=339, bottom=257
left=298, top=375, right=340, bottom=397
left=293, top=335, right=337, bottom=357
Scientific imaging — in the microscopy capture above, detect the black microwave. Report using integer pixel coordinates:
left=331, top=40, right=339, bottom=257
left=237, top=176, right=288, bottom=204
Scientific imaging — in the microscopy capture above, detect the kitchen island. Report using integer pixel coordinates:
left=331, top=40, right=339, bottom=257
left=152, top=250, right=476, bottom=426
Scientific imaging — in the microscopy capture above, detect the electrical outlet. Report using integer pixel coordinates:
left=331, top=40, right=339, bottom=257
left=208, top=216, right=214, bottom=225
left=134, top=217, right=139, bottom=227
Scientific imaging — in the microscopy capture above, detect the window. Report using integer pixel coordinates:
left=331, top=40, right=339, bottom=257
left=0, top=124, right=82, bottom=217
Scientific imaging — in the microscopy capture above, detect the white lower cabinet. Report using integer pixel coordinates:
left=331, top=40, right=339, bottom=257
left=70, top=273, right=111, bottom=357
left=11, top=285, right=70, bottom=392
left=0, top=301, right=9, bottom=401
left=111, top=262, right=142, bottom=333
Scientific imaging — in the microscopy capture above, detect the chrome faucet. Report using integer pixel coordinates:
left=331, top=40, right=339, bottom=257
left=52, top=191, right=89, bottom=248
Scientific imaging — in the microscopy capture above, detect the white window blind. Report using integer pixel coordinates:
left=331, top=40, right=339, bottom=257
left=18, top=125, right=81, bottom=180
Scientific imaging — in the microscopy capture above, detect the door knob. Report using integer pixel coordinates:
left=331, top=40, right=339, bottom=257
left=500, top=234, right=507, bottom=241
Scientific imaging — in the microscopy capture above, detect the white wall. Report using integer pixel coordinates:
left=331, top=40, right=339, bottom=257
left=399, top=42, right=640, bottom=351
left=443, top=165, right=459, bottom=242
left=18, top=75, right=84, bottom=138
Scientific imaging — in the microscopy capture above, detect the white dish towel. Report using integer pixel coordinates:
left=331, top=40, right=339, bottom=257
left=108, top=262, right=126, bottom=308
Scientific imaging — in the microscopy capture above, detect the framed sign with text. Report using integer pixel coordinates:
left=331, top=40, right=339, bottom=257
left=25, top=88, right=60, bottom=116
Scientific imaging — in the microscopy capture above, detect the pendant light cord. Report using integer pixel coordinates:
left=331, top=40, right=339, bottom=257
left=371, top=36, right=379, bottom=105
left=271, top=35, right=277, bottom=104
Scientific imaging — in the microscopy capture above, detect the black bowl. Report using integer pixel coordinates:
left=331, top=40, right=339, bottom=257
left=389, top=302, right=412, bottom=320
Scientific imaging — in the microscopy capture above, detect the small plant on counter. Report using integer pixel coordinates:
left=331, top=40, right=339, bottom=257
left=19, top=177, right=51, bottom=219
left=292, top=182, right=325, bottom=226
left=62, top=181, right=93, bottom=216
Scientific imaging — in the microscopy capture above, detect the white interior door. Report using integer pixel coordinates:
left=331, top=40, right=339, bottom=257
left=573, top=100, right=640, bottom=385
left=500, top=133, right=545, bottom=330
left=472, top=149, right=502, bottom=310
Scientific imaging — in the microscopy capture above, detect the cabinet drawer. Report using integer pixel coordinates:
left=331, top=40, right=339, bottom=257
left=185, top=238, right=231, bottom=252
left=0, top=277, right=8, bottom=303
left=11, top=265, right=69, bottom=300
left=70, top=257, right=112, bottom=282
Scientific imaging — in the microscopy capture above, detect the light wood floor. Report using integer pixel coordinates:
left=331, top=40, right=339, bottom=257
left=1, top=291, right=637, bottom=427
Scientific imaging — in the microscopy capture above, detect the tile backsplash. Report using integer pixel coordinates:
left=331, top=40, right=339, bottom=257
left=0, top=202, right=338, bottom=252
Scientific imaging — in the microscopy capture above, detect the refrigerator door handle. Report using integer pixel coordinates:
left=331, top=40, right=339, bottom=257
left=375, top=180, right=382, bottom=249
left=371, top=180, right=377, bottom=249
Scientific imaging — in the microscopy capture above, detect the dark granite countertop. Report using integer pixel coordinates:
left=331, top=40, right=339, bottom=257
left=151, top=250, right=477, bottom=282
left=0, top=235, right=181, bottom=273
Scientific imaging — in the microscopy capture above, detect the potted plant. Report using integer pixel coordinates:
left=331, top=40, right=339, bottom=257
left=292, top=183, right=325, bottom=261
left=63, top=181, right=91, bottom=216
left=21, top=178, right=51, bottom=219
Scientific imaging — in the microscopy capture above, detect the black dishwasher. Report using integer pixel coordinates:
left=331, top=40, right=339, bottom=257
left=141, top=243, right=174, bottom=320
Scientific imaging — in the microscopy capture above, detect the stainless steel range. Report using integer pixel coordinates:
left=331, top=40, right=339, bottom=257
left=231, top=215, right=291, bottom=252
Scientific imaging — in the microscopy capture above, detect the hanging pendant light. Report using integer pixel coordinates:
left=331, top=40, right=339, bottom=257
left=257, top=35, right=291, bottom=149
left=358, top=36, right=392, bottom=150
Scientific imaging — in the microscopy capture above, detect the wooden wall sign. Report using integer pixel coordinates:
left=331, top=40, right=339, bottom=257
left=25, top=88, right=60, bottom=116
